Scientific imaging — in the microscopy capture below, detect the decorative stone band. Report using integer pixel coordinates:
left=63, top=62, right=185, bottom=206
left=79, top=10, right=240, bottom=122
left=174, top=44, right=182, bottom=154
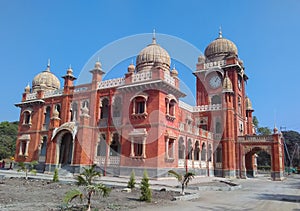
left=97, top=77, right=125, bottom=89
left=237, top=135, right=274, bottom=142
left=44, top=89, right=63, bottom=98
left=132, top=70, right=152, bottom=83
left=163, top=72, right=175, bottom=86
left=26, top=92, right=37, bottom=100
left=203, top=59, right=226, bottom=69
left=179, top=101, right=222, bottom=113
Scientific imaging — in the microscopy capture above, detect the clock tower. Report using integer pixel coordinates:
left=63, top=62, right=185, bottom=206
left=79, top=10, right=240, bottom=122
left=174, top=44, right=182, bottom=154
left=194, top=29, right=254, bottom=177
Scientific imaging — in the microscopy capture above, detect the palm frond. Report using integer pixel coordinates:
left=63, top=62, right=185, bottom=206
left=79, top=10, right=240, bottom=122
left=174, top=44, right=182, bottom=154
left=183, top=172, right=195, bottom=186
left=86, top=184, right=111, bottom=197
left=168, top=170, right=182, bottom=181
left=76, top=175, right=88, bottom=186
left=63, top=189, right=83, bottom=204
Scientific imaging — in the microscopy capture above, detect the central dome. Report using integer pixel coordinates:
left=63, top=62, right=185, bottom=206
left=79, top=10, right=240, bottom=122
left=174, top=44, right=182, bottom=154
left=204, top=31, right=238, bottom=61
left=136, top=37, right=171, bottom=72
left=32, top=65, right=60, bottom=91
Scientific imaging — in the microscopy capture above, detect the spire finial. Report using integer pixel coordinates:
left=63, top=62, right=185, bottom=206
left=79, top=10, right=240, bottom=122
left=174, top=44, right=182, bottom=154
left=173, top=64, right=176, bottom=69
left=69, top=64, right=72, bottom=69
left=152, top=29, right=156, bottom=44
left=131, top=59, right=134, bottom=65
left=45, top=58, right=51, bottom=71
left=219, top=26, right=223, bottom=38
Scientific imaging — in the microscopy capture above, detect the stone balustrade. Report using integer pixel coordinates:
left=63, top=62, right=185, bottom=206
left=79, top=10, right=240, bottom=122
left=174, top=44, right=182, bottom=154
left=164, top=72, right=175, bottom=86
left=98, top=78, right=124, bottom=89
left=26, top=92, right=37, bottom=100
left=132, top=70, right=152, bottom=83
left=238, top=135, right=274, bottom=142
left=44, top=89, right=63, bottom=98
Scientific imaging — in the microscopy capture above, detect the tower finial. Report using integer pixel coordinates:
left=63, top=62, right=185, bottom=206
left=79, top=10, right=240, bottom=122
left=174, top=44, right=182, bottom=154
left=47, top=58, right=50, bottom=67
left=219, top=26, right=222, bottom=38
left=152, top=29, right=156, bottom=44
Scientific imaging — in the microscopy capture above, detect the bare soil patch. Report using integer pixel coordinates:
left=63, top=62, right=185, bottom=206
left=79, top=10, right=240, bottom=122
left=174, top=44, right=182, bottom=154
left=0, top=177, right=181, bottom=211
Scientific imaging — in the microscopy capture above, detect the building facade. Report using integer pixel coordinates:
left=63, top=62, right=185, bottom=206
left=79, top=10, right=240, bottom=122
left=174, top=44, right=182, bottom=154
left=14, top=32, right=285, bottom=180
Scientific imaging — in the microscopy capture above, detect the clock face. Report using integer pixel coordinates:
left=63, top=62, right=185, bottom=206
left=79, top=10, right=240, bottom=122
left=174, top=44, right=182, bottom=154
left=209, top=75, right=222, bottom=89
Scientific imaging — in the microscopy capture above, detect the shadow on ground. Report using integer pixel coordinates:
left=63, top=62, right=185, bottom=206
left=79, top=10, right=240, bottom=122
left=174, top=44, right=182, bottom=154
left=257, top=193, right=300, bottom=203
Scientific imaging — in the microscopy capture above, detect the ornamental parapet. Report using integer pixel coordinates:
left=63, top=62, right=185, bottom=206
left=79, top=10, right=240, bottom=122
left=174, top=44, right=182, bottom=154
left=132, top=70, right=152, bottom=83
left=97, top=77, right=125, bottom=89
left=238, top=135, right=274, bottom=143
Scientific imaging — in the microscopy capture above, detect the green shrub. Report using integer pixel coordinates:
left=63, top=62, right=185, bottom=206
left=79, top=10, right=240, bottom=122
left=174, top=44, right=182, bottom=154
left=140, top=170, right=152, bottom=202
left=53, top=168, right=59, bottom=182
left=127, top=170, right=136, bottom=189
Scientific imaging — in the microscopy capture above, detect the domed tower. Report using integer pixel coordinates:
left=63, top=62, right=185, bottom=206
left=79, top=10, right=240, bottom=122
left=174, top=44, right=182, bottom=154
left=32, top=62, right=60, bottom=92
left=204, top=30, right=238, bottom=62
left=136, top=36, right=171, bottom=72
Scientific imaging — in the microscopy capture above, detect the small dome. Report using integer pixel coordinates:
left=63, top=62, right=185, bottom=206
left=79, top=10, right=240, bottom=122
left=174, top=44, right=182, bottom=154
left=24, top=83, right=30, bottom=93
left=204, top=30, right=238, bottom=61
left=32, top=65, right=60, bottom=91
left=171, top=66, right=178, bottom=77
left=94, top=61, right=102, bottom=69
left=245, top=96, right=253, bottom=110
left=136, top=37, right=171, bottom=72
left=222, top=72, right=233, bottom=93
left=127, top=63, right=135, bottom=73
left=197, top=55, right=205, bottom=64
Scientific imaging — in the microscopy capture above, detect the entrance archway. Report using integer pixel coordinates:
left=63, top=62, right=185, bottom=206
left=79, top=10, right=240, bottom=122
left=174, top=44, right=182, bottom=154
left=244, top=147, right=271, bottom=177
left=58, top=132, right=73, bottom=165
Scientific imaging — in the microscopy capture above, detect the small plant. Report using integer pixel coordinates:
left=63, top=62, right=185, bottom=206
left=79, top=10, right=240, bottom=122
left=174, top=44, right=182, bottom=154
left=17, top=160, right=38, bottom=180
left=140, top=170, right=152, bottom=202
left=127, top=170, right=136, bottom=189
left=53, top=168, right=59, bottom=182
left=168, top=170, right=195, bottom=195
left=64, top=164, right=110, bottom=211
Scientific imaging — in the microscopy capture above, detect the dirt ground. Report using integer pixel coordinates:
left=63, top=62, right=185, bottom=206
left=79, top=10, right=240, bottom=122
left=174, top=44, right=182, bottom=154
left=0, top=177, right=181, bottom=211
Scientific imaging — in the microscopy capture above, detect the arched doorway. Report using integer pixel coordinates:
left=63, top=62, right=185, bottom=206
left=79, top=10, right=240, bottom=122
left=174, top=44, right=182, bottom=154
left=245, top=147, right=271, bottom=177
left=58, top=132, right=73, bottom=165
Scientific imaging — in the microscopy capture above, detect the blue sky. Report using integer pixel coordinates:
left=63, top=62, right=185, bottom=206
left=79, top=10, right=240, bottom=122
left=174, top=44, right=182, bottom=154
left=1, top=0, right=300, bottom=132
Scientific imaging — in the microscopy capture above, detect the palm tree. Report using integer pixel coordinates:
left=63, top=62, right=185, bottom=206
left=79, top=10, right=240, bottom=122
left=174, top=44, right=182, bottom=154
left=168, top=170, right=195, bottom=195
left=17, top=160, right=38, bottom=180
left=64, top=164, right=110, bottom=211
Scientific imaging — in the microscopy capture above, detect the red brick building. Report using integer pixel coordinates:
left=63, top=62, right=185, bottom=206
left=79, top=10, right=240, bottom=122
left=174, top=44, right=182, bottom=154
left=15, top=32, right=285, bottom=180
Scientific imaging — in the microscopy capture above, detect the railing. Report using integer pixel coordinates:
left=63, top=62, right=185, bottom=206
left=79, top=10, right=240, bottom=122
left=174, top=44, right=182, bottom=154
left=203, top=60, right=226, bottom=69
left=238, top=135, right=274, bottom=142
left=193, top=104, right=222, bottom=112
left=164, top=72, right=175, bottom=86
left=194, top=161, right=200, bottom=167
left=44, top=89, right=63, bottom=98
left=26, top=92, right=37, bottom=100
left=97, top=78, right=125, bottom=89
left=94, top=156, right=120, bottom=166
left=132, top=70, right=152, bottom=83
left=179, top=101, right=222, bottom=113
left=201, top=161, right=206, bottom=168
left=74, top=87, right=88, bottom=93
left=178, top=159, right=185, bottom=167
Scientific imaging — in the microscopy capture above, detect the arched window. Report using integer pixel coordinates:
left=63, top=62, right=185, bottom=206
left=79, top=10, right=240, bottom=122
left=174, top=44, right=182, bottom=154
left=211, top=95, right=221, bottom=105
left=216, top=122, right=222, bottom=134
left=71, top=102, right=78, bottom=121
left=201, top=143, right=206, bottom=161
left=113, top=97, right=121, bottom=117
left=194, top=141, right=200, bottom=160
left=40, top=136, right=47, bottom=156
left=100, top=98, right=109, bottom=119
left=208, top=144, right=212, bottom=162
left=216, top=144, right=222, bottom=162
left=44, top=106, right=51, bottom=127
left=55, top=104, right=61, bottom=118
left=23, top=111, right=31, bottom=125
left=178, top=138, right=185, bottom=159
left=131, top=95, right=148, bottom=115
left=110, top=133, right=120, bottom=156
left=97, top=134, right=106, bottom=156
left=187, top=139, right=193, bottom=160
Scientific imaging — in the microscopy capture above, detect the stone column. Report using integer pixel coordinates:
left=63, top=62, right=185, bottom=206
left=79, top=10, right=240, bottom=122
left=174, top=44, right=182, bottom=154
left=130, top=137, right=134, bottom=157
left=142, top=136, right=146, bottom=158
left=24, top=141, right=29, bottom=157
left=165, top=137, right=169, bottom=159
